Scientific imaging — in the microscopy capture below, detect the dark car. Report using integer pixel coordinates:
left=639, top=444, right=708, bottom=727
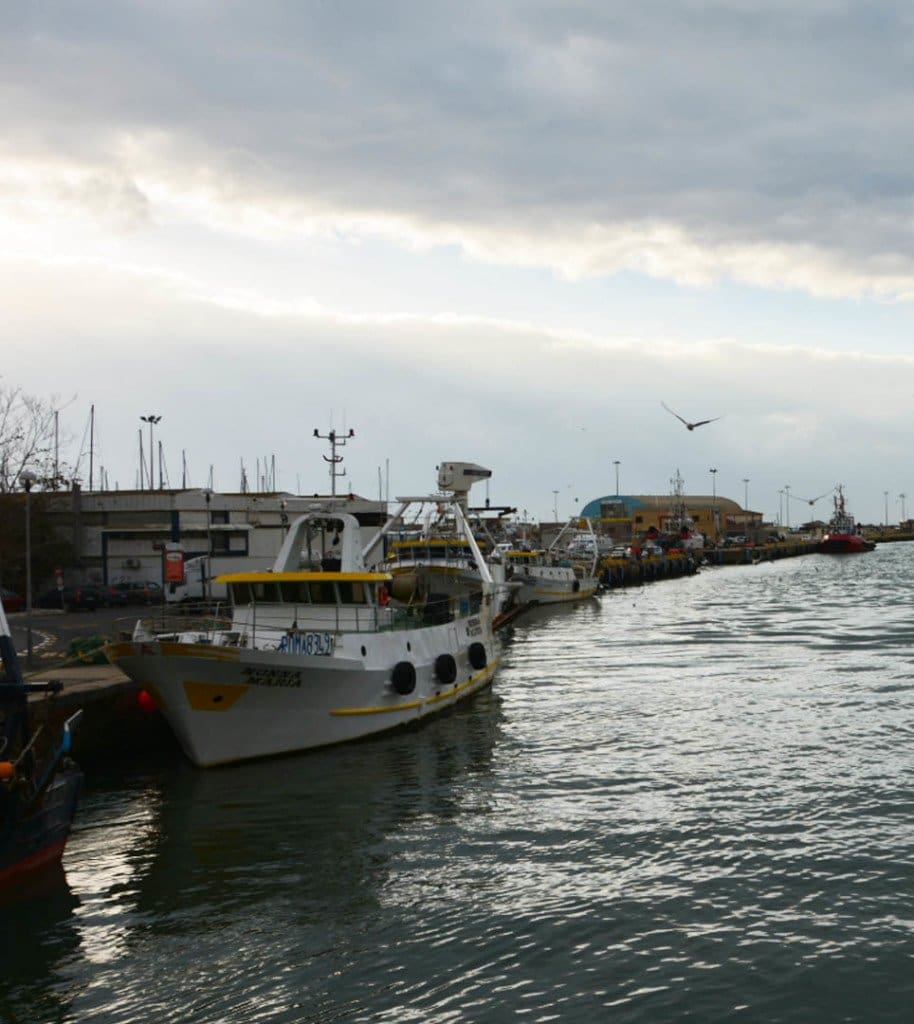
left=112, top=580, right=163, bottom=606
left=34, top=584, right=103, bottom=612
left=0, top=588, right=24, bottom=613
left=98, top=584, right=130, bottom=608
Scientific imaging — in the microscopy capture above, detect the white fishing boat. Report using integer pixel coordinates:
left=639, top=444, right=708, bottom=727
left=501, top=517, right=600, bottom=606
left=374, top=462, right=521, bottom=619
left=106, top=479, right=500, bottom=768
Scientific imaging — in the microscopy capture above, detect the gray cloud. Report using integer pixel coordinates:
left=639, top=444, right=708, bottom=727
left=5, top=1, right=914, bottom=290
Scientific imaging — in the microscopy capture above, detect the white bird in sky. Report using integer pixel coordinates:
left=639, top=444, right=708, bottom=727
left=661, top=401, right=721, bottom=431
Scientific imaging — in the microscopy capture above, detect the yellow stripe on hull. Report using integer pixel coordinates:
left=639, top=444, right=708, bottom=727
left=424, top=661, right=499, bottom=705
left=329, top=660, right=498, bottom=715
left=330, top=698, right=424, bottom=717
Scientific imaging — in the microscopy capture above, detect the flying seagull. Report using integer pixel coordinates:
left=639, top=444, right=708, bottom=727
left=791, top=490, right=832, bottom=507
left=661, top=401, right=721, bottom=431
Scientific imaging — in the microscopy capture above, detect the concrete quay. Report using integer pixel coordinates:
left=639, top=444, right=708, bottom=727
left=25, top=663, right=177, bottom=766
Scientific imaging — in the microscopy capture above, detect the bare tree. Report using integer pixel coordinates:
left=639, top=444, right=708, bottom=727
left=0, top=384, right=74, bottom=492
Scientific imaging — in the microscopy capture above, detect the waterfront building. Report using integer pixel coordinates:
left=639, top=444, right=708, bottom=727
left=580, top=494, right=763, bottom=543
left=0, top=487, right=386, bottom=596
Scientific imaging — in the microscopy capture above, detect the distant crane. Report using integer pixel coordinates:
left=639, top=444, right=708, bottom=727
left=660, top=401, right=721, bottom=431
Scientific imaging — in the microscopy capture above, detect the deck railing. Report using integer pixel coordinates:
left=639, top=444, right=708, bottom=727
left=128, top=591, right=490, bottom=649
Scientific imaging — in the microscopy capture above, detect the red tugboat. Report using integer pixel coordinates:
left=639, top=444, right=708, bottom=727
left=819, top=486, right=876, bottom=554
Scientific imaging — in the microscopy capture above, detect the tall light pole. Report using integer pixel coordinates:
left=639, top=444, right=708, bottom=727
left=900, top=493, right=907, bottom=524
left=785, top=484, right=791, bottom=529
left=709, top=467, right=717, bottom=500
left=140, top=415, right=161, bottom=490
left=884, top=490, right=889, bottom=528
left=778, top=489, right=784, bottom=526
left=613, top=460, right=621, bottom=496
left=20, top=470, right=36, bottom=666
left=201, top=488, right=213, bottom=603
left=552, top=489, right=559, bottom=522
left=742, top=478, right=750, bottom=510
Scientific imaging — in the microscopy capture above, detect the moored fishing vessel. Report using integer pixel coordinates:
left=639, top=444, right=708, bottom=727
left=819, top=485, right=875, bottom=554
left=500, top=517, right=600, bottom=606
left=0, top=598, right=82, bottom=889
left=663, top=469, right=705, bottom=552
left=383, top=536, right=519, bottom=616
left=106, top=476, right=501, bottom=767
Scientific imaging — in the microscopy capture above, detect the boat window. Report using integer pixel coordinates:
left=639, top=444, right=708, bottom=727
left=280, top=582, right=310, bottom=604
left=309, top=581, right=337, bottom=604
left=230, top=583, right=251, bottom=605
left=337, top=581, right=366, bottom=604
left=252, top=581, right=282, bottom=602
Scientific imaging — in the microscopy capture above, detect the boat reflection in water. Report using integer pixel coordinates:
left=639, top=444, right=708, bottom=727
left=2, top=681, right=503, bottom=1023
left=131, top=690, right=504, bottom=919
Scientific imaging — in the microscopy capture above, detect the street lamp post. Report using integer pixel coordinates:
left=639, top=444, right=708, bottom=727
left=742, top=478, right=750, bottom=510
left=552, top=489, right=559, bottom=522
left=900, top=493, right=907, bottom=524
left=884, top=490, right=889, bottom=528
left=613, top=460, right=621, bottom=496
left=20, top=470, right=36, bottom=665
left=778, top=489, right=784, bottom=526
left=709, top=468, right=717, bottom=500
left=140, top=415, right=162, bottom=490
left=785, top=485, right=791, bottom=529
left=202, top=488, right=213, bottom=604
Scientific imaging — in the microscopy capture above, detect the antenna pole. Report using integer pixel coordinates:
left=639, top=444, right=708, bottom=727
left=313, top=426, right=355, bottom=498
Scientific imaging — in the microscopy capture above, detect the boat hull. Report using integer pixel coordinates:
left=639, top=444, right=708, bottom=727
left=0, top=765, right=83, bottom=890
left=106, top=621, right=499, bottom=767
left=511, top=569, right=600, bottom=606
left=819, top=534, right=875, bottom=554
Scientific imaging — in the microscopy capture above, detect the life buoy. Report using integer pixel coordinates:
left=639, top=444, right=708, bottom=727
left=390, top=661, right=416, bottom=695
left=378, top=584, right=390, bottom=607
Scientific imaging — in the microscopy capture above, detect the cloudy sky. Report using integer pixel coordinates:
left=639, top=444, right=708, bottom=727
left=3, top=0, right=914, bottom=524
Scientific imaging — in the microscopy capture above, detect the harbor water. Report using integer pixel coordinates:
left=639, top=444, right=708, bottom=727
left=4, top=543, right=914, bottom=1022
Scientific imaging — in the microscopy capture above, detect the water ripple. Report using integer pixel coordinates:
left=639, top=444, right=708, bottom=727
left=5, top=546, right=914, bottom=1022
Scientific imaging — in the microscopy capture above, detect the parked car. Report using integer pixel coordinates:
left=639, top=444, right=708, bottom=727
left=34, top=584, right=103, bottom=612
left=98, top=583, right=130, bottom=608
left=112, top=580, right=163, bottom=606
left=0, top=588, right=24, bottom=613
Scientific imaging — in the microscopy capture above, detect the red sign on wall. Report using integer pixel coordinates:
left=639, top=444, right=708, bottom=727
left=164, top=548, right=185, bottom=583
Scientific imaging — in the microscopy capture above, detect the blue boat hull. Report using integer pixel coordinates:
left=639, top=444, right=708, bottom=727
left=0, top=764, right=83, bottom=888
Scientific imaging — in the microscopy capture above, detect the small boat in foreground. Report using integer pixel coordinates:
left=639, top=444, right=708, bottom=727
left=0, top=600, right=82, bottom=889
left=819, top=486, right=875, bottom=554
left=106, top=484, right=501, bottom=767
